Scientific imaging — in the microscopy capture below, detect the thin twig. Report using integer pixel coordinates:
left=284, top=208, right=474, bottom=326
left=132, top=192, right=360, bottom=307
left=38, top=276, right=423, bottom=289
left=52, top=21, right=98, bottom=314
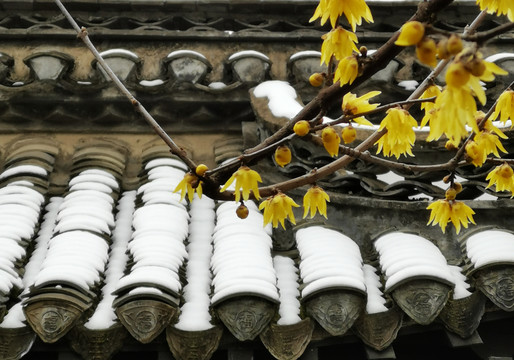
left=54, top=0, right=198, bottom=172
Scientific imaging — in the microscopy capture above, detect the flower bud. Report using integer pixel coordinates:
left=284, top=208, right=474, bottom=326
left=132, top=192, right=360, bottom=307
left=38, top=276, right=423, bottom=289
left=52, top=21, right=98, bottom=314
left=195, top=164, right=208, bottom=176
left=293, top=120, right=310, bottom=136
left=446, top=34, right=463, bottom=55
left=445, top=187, right=457, bottom=201
left=274, top=145, right=292, bottom=167
left=342, top=125, right=357, bottom=144
left=236, top=203, right=249, bottom=219
left=437, top=39, right=450, bottom=60
left=453, top=182, right=463, bottom=193
left=416, top=37, right=437, bottom=67
left=309, top=73, right=324, bottom=87
left=321, top=126, right=341, bottom=157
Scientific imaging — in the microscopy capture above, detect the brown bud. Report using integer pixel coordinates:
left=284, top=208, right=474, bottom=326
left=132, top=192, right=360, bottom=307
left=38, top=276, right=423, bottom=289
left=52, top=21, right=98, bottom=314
left=236, top=203, right=249, bottom=219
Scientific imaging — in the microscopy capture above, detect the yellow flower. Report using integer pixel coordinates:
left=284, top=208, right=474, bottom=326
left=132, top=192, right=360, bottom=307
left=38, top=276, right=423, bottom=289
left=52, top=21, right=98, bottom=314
left=195, top=164, right=208, bottom=176
left=475, top=130, right=508, bottom=158
left=446, top=62, right=470, bottom=88
left=491, top=89, right=514, bottom=126
left=303, top=186, right=330, bottom=219
left=342, top=91, right=381, bottom=126
left=259, top=192, right=300, bottom=229
left=293, top=120, right=310, bottom=136
left=375, top=108, right=417, bottom=159
left=465, top=140, right=486, bottom=167
left=486, top=163, right=514, bottom=195
left=425, top=86, right=478, bottom=147
left=395, top=21, right=425, bottom=46
left=274, top=146, right=292, bottom=167
left=173, top=172, right=203, bottom=202
left=416, top=37, right=438, bottom=67
left=310, top=0, right=373, bottom=31
left=476, top=0, right=514, bottom=21
left=320, top=27, right=359, bottom=65
left=419, top=84, right=441, bottom=128
left=342, top=125, right=357, bottom=144
left=427, top=199, right=475, bottom=234
left=321, top=126, right=341, bottom=157
left=309, top=73, right=324, bottom=87
left=220, top=166, right=262, bottom=202
left=334, top=56, right=359, bottom=86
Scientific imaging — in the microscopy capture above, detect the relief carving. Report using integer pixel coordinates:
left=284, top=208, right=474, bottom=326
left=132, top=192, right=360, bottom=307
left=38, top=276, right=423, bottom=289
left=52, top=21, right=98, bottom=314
left=391, top=280, right=451, bottom=325
left=260, top=318, right=314, bottom=360
left=166, top=325, right=223, bottom=360
left=215, top=296, right=276, bottom=341
left=23, top=297, right=87, bottom=343
left=68, top=324, right=128, bottom=360
left=476, top=267, right=514, bottom=311
left=115, top=299, right=178, bottom=343
left=439, top=291, right=485, bottom=338
left=304, top=291, right=364, bottom=336
left=353, top=307, right=403, bottom=351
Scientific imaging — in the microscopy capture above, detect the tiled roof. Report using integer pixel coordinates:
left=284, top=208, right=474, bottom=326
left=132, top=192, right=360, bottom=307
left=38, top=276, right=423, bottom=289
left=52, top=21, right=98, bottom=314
left=0, top=141, right=513, bottom=359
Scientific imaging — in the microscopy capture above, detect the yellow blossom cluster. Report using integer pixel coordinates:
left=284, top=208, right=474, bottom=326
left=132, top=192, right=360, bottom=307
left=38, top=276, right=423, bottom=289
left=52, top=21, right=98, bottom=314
left=476, top=0, right=514, bottom=21
left=376, top=108, right=418, bottom=159
left=486, top=163, right=514, bottom=196
left=310, top=0, right=373, bottom=31
left=427, top=184, right=475, bottom=234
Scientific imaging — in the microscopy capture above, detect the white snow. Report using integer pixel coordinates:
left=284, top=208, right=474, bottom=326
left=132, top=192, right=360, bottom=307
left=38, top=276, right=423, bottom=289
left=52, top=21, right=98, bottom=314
left=253, top=81, right=304, bottom=120
left=363, top=264, right=388, bottom=314
left=115, top=158, right=189, bottom=298
left=448, top=265, right=472, bottom=300
left=208, top=82, right=227, bottom=89
left=167, top=50, right=207, bottom=60
left=228, top=50, right=269, bottom=62
left=0, top=165, right=47, bottom=180
left=398, top=80, right=419, bottom=91
left=140, top=79, right=165, bottom=87
left=211, top=201, right=278, bottom=304
left=485, top=53, right=514, bottom=63
left=289, top=51, right=321, bottom=62
left=296, top=227, right=365, bottom=299
left=0, top=303, right=26, bottom=329
left=85, top=191, right=136, bottom=330
left=274, top=256, right=301, bottom=325
left=100, top=49, right=139, bottom=60
left=466, top=230, right=514, bottom=269
left=375, top=232, right=454, bottom=291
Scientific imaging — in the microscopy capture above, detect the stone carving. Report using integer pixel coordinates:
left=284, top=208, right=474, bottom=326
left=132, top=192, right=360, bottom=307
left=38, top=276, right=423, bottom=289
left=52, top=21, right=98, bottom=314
left=304, top=291, right=365, bottom=336
left=68, top=324, right=128, bottom=360
left=166, top=325, right=223, bottom=360
left=0, top=327, right=36, bottom=360
left=439, top=291, right=485, bottom=338
left=215, top=296, right=276, bottom=341
left=353, top=307, right=403, bottom=351
left=391, top=280, right=451, bottom=325
left=476, top=266, right=514, bottom=311
left=260, top=318, right=314, bottom=360
left=115, top=299, right=178, bottom=343
left=24, top=296, right=89, bottom=343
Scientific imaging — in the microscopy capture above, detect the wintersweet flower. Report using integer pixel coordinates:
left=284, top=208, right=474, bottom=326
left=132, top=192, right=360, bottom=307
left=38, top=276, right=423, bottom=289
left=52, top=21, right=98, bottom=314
left=419, top=84, right=441, bottom=128
left=320, top=28, right=359, bottom=66
left=465, top=140, right=487, bottom=167
left=174, top=172, right=203, bottom=202
left=425, top=86, right=478, bottom=146
left=375, top=108, right=417, bottom=159
left=395, top=21, right=425, bottom=46
left=303, top=186, right=330, bottom=219
left=342, top=125, right=357, bottom=144
left=334, top=56, right=359, bottom=86
left=220, top=166, right=262, bottom=202
left=274, top=146, right=292, bottom=167
left=321, top=126, right=341, bottom=157
left=491, top=89, right=514, bottom=126
left=427, top=199, right=475, bottom=234
left=474, top=130, right=508, bottom=158
left=476, top=0, right=514, bottom=21
left=416, top=37, right=438, bottom=67
left=342, top=91, right=381, bottom=126
left=293, top=120, right=310, bottom=136
left=486, top=163, right=514, bottom=195
left=259, top=192, right=300, bottom=229
left=310, top=0, right=374, bottom=31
